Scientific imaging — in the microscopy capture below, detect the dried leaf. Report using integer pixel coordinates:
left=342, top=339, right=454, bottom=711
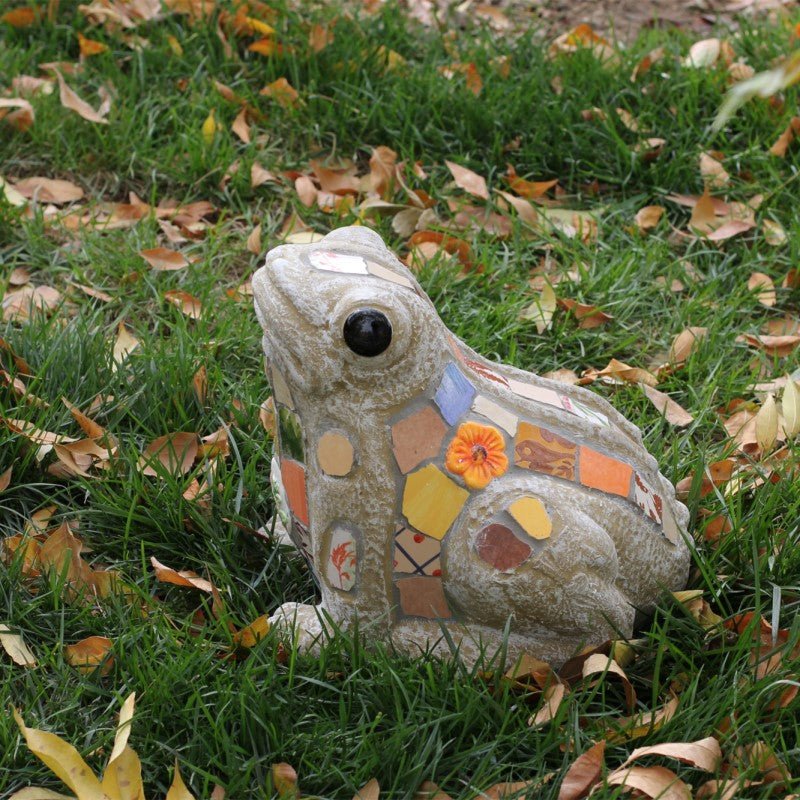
left=549, top=24, right=617, bottom=65
left=251, top=163, right=277, bottom=187
left=2, top=286, right=62, bottom=322
left=164, top=290, right=202, bottom=319
left=295, top=175, right=317, bottom=207
left=231, top=106, right=250, bottom=143
left=2, top=7, right=39, bottom=26
left=685, top=38, right=721, bottom=68
left=700, top=152, right=729, bottom=187
left=762, top=219, right=786, bottom=246
left=112, top=323, right=139, bottom=366
left=634, top=205, right=664, bottom=232
left=520, top=282, right=556, bottom=334
left=606, top=765, right=691, bottom=800
left=77, top=32, right=108, bottom=57
left=769, top=117, right=800, bottom=158
left=260, top=396, right=276, bottom=435
left=737, top=333, right=800, bottom=357
left=13, top=177, right=83, bottom=204
left=593, top=359, right=658, bottom=387
left=747, top=272, right=776, bottom=307
left=557, top=299, right=612, bottom=329
left=642, top=385, right=694, bottom=427
left=166, top=760, right=196, bottom=800
left=140, top=246, right=188, bottom=271
left=707, top=219, right=754, bottom=241
left=669, top=327, right=708, bottom=364
left=0, top=624, right=37, bottom=667
left=64, top=636, right=113, bottom=675
left=233, top=615, right=270, bottom=648
left=782, top=378, right=800, bottom=438
left=193, top=365, right=207, bottom=406
left=581, top=653, right=636, bottom=709
left=755, top=394, right=778, bottom=452
left=445, top=160, right=489, bottom=200
left=481, top=781, right=535, bottom=799
left=0, top=466, right=12, bottom=492
left=55, top=71, right=108, bottom=124
left=557, top=741, right=605, bottom=800
left=689, top=186, right=716, bottom=234
left=606, top=696, right=679, bottom=742
left=272, top=762, right=299, bottom=798
left=622, top=737, right=721, bottom=772
left=529, top=682, right=566, bottom=727
left=150, top=556, right=213, bottom=592
left=140, top=432, right=198, bottom=476
left=201, top=108, right=217, bottom=145
left=259, top=78, right=299, bottom=109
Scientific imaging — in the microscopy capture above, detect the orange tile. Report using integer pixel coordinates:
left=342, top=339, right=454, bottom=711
left=281, top=458, right=309, bottom=526
left=579, top=447, right=633, bottom=497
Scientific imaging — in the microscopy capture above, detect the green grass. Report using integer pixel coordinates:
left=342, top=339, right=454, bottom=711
left=2, top=1, right=800, bottom=797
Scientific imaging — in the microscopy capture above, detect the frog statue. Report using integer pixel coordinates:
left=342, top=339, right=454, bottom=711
left=253, top=226, right=690, bottom=667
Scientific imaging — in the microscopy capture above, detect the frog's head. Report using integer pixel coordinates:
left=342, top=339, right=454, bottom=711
left=253, top=226, right=447, bottom=409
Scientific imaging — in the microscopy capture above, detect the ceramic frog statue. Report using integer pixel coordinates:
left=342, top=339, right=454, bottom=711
left=253, top=226, right=690, bottom=667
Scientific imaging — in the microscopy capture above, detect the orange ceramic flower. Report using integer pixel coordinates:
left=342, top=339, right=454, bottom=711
left=445, top=422, right=508, bottom=489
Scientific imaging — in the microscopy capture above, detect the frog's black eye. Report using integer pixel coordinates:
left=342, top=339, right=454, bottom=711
left=343, top=309, right=392, bottom=357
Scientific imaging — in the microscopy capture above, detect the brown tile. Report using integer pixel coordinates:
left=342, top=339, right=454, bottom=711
left=474, top=524, right=531, bottom=571
left=396, top=576, right=452, bottom=619
left=391, top=405, right=448, bottom=473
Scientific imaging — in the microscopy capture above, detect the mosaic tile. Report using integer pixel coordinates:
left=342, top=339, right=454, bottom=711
left=391, top=406, right=448, bottom=474
left=508, top=497, right=552, bottom=540
left=472, top=395, right=518, bottom=436
left=661, top=507, right=682, bottom=545
left=317, top=431, right=354, bottom=476
left=396, top=576, right=452, bottom=619
left=559, top=394, right=610, bottom=427
left=447, top=335, right=466, bottom=363
left=475, top=524, right=531, bottom=571
left=514, top=422, right=576, bottom=480
left=326, top=526, right=357, bottom=591
left=393, top=528, right=441, bottom=576
left=434, top=363, right=476, bottom=425
left=308, top=249, right=368, bottom=274
left=270, top=364, right=294, bottom=409
left=402, top=464, right=469, bottom=540
left=367, top=261, right=415, bottom=289
left=278, top=406, right=304, bottom=463
left=280, top=458, right=309, bottom=526
left=579, top=447, right=633, bottom=497
left=291, top=520, right=312, bottom=563
left=633, top=473, right=664, bottom=525
left=507, top=379, right=562, bottom=409
left=465, top=359, right=510, bottom=388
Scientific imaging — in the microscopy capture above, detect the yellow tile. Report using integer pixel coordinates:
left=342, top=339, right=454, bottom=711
left=402, top=464, right=469, bottom=540
left=508, top=497, right=552, bottom=540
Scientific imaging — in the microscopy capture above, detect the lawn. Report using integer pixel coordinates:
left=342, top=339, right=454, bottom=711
left=1, top=1, right=799, bottom=798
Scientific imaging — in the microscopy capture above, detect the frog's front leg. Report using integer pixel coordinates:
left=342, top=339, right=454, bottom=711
left=268, top=602, right=331, bottom=653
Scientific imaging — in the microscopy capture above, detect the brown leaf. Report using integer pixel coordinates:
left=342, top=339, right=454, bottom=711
left=413, top=781, right=453, bottom=800
left=69, top=281, right=113, bottom=302
left=12, top=177, right=83, bottom=204
left=251, top=163, right=277, bottom=187
left=669, top=327, right=708, bottom=364
left=369, top=146, right=397, bottom=199
left=61, top=397, right=105, bottom=439
left=259, top=397, right=276, bottom=436
left=737, top=333, right=800, bottom=357
left=140, top=246, right=188, bottom=271
left=295, top=175, right=317, bottom=207
left=193, top=366, right=207, bottom=406
left=112, top=322, right=139, bottom=366
left=549, top=24, right=617, bottom=65
left=593, top=359, right=658, bottom=387
left=231, top=106, right=250, bottom=143
left=1, top=7, right=39, bottom=26
left=634, top=205, right=664, bottom=232
left=0, top=624, right=37, bottom=667
left=150, top=556, right=213, bottom=592
left=55, top=71, right=109, bottom=124
left=445, top=160, right=489, bottom=200
left=5, top=417, right=75, bottom=446
left=140, top=432, right=198, bottom=477
left=495, top=189, right=539, bottom=227
left=481, top=781, right=535, bottom=799
left=0, top=466, right=12, bottom=492
left=64, top=635, right=113, bottom=675
left=689, top=186, right=716, bottom=234
left=246, top=223, right=262, bottom=254
left=272, top=762, right=299, bottom=798
left=557, top=741, right=605, bottom=800
left=77, top=32, right=108, bottom=57
left=605, top=765, right=691, bottom=800
left=606, top=696, right=679, bottom=742
left=706, top=219, right=754, bottom=241
left=529, top=682, right=566, bottom=727
left=164, top=290, right=202, bottom=319
left=2, top=286, right=62, bottom=322
left=505, top=165, right=558, bottom=199
left=622, top=737, right=721, bottom=772
left=700, top=152, right=729, bottom=187
left=520, top=283, right=556, bottom=334
left=762, top=219, right=787, bottom=246
left=641, top=385, right=694, bottom=427
left=769, top=117, right=800, bottom=158
left=557, top=299, right=613, bottom=329
left=581, top=653, right=636, bottom=709
left=259, top=77, right=299, bottom=108
left=747, top=272, right=776, bottom=307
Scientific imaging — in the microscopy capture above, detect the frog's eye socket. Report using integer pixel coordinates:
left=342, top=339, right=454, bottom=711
left=343, top=309, right=392, bottom=357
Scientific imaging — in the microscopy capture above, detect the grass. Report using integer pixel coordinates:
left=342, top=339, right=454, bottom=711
left=1, top=0, right=800, bottom=797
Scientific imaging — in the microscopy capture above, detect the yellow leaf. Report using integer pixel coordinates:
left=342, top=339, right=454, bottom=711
left=64, top=636, right=114, bottom=675
left=201, top=109, right=217, bottom=146
left=77, top=33, right=108, bottom=57
left=166, top=760, right=196, bottom=800
left=13, top=709, right=107, bottom=800
left=246, top=16, right=274, bottom=35
left=233, top=615, right=270, bottom=648
left=108, top=693, right=136, bottom=765
left=167, top=35, right=183, bottom=56
left=0, top=623, right=37, bottom=666
left=112, top=322, right=139, bottom=368
left=520, top=282, right=556, bottom=334
left=782, top=378, right=800, bottom=437
left=101, top=746, right=144, bottom=800
left=7, top=789, right=76, bottom=799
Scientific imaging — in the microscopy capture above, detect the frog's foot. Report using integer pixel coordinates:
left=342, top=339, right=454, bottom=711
left=268, top=602, right=330, bottom=653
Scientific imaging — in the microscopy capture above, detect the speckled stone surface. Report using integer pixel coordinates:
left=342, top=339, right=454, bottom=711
left=253, top=226, right=691, bottom=667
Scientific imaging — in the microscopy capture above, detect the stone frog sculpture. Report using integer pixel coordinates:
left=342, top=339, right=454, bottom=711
left=253, top=226, right=690, bottom=667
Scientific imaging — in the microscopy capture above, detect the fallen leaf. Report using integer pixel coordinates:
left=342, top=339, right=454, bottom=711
left=231, top=106, right=250, bottom=143
left=3, top=286, right=62, bottom=322
left=260, top=397, right=276, bottom=435
left=64, top=636, right=113, bottom=675
left=591, top=359, right=658, bottom=387
left=782, top=378, right=800, bottom=438
left=706, top=218, right=754, bottom=241
left=769, top=117, right=800, bottom=157
left=259, top=77, right=299, bottom=109
left=164, top=290, right=202, bottom=319
left=549, top=24, right=616, bottom=65
left=642, top=385, right=694, bottom=427
left=233, top=615, right=270, bottom=649
left=755, top=394, right=778, bottom=452
left=631, top=46, right=664, bottom=81
left=140, top=432, right=198, bottom=476
left=167, top=759, right=197, bottom=800
left=688, top=186, right=716, bottom=234
left=737, top=333, right=800, bottom=357
left=112, top=323, right=139, bottom=366
left=55, top=71, right=108, bottom=124
left=2, top=6, right=39, bottom=26
left=520, top=282, right=556, bottom=334
left=581, top=653, right=636, bottom=709
left=747, top=272, right=776, bottom=307
left=557, top=741, right=605, bottom=800
left=150, top=556, right=213, bottom=592
left=201, top=108, right=217, bottom=145
left=622, top=737, right=721, bottom=772
left=445, top=160, right=489, bottom=200
left=0, top=466, right=12, bottom=492
left=606, top=696, right=679, bottom=742
left=272, top=762, right=299, bottom=798
left=762, top=219, right=786, bottom=246
left=0, top=624, right=37, bottom=667
left=529, top=682, right=566, bottom=727
left=13, top=177, right=84, bottom=204
left=685, top=38, right=721, bottom=68
left=634, top=205, right=664, bottom=232
left=77, top=32, right=108, bottom=57
left=140, top=246, right=188, bottom=271
left=557, top=299, right=612, bottom=329
left=413, top=780, right=453, bottom=800
left=700, top=152, right=729, bottom=187
left=669, top=327, right=708, bottom=364
left=606, top=765, right=691, bottom=800
left=481, top=781, right=535, bottom=799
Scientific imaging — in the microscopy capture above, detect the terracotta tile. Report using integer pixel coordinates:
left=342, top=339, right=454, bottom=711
left=393, top=527, right=441, bottom=575
left=472, top=394, right=518, bottom=436
left=367, top=261, right=415, bottom=289
left=465, top=359, right=510, bottom=387
left=317, top=431, right=354, bottom=476
left=402, top=464, right=469, bottom=540
left=475, top=524, right=531, bottom=571
left=278, top=406, right=304, bottom=463
left=434, top=363, right=476, bottom=425
left=270, top=364, right=294, bottom=409
left=281, top=458, right=309, bottom=526
left=579, top=447, right=633, bottom=497
left=508, top=497, right=552, bottom=540
left=391, top=406, right=448, bottom=473
left=560, top=394, right=610, bottom=427
left=514, top=422, right=576, bottom=480
left=633, top=473, right=663, bottom=525
left=507, top=379, right=562, bottom=409
left=396, top=576, right=452, bottom=619
left=326, top=526, right=357, bottom=591
left=308, top=249, right=368, bottom=274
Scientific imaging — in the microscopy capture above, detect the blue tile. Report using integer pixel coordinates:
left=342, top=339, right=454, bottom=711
left=434, top=363, right=476, bottom=425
